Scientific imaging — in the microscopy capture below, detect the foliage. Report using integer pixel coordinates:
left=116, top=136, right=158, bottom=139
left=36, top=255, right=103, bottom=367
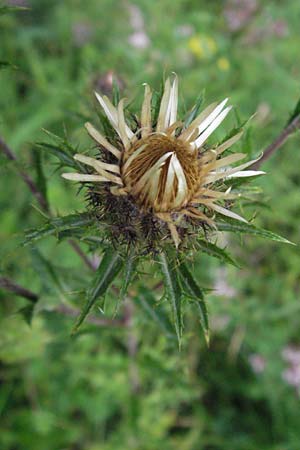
left=1, top=1, right=300, bottom=449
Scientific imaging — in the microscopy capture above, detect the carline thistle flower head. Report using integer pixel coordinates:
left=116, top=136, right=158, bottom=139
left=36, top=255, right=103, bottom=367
left=62, top=75, right=264, bottom=249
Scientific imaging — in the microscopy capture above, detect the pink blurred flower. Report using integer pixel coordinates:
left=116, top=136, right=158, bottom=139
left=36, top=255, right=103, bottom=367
left=249, top=353, right=266, bottom=374
left=282, top=345, right=300, bottom=366
left=128, top=31, right=150, bottom=50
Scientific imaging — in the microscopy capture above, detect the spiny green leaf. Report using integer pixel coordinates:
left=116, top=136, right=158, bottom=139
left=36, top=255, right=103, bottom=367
left=197, top=239, right=239, bottom=267
left=18, top=304, right=34, bottom=326
left=184, top=91, right=205, bottom=128
left=112, top=79, right=121, bottom=106
left=72, top=249, right=123, bottom=334
left=36, top=142, right=82, bottom=170
left=224, top=172, right=265, bottom=188
left=24, top=212, right=94, bottom=245
left=158, top=250, right=183, bottom=345
left=32, top=149, right=48, bottom=211
left=216, top=217, right=294, bottom=244
left=152, top=81, right=164, bottom=127
left=218, top=115, right=254, bottom=149
left=287, top=97, right=300, bottom=125
left=36, top=130, right=86, bottom=171
left=120, top=246, right=138, bottom=301
left=136, top=287, right=174, bottom=337
left=177, top=261, right=209, bottom=345
left=30, top=248, right=69, bottom=303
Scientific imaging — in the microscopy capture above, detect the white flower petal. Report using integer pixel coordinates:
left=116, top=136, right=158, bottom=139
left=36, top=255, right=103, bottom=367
left=180, top=102, right=218, bottom=142
left=123, top=144, right=148, bottom=174
left=211, top=203, right=248, bottom=223
left=161, top=154, right=176, bottom=210
left=85, top=122, right=121, bottom=159
left=227, top=170, right=266, bottom=178
left=156, top=78, right=171, bottom=132
left=117, top=99, right=131, bottom=148
left=166, top=75, right=178, bottom=129
left=74, top=154, right=120, bottom=174
left=62, top=173, right=121, bottom=184
left=95, top=92, right=134, bottom=142
left=73, top=154, right=122, bottom=184
left=95, top=92, right=119, bottom=129
left=132, top=152, right=173, bottom=196
left=213, top=152, right=246, bottom=169
left=171, top=154, right=188, bottom=208
left=204, top=155, right=262, bottom=184
left=197, top=98, right=229, bottom=136
left=193, top=106, right=232, bottom=149
left=141, top=83, right=152, bottom=138
left=214, top=131, right=243, bottom=156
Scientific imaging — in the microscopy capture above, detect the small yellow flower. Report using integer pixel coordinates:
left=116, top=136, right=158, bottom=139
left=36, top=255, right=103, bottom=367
left=188, top=35, right=217, bottom=60
left=62, top=75, right=264, bottom=247
left=217, top=57, right=230, bottom=72
left=188, top=36, right=204, bottom=59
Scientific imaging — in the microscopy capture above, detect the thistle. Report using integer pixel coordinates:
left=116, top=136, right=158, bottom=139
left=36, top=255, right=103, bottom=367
left=29, top=74, right=290, bottom=343
left=62, top=75, right=264, bottom=248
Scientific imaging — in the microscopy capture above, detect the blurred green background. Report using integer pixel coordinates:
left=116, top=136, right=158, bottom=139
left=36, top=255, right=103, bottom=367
left=1, top=0, right=300, bottom=449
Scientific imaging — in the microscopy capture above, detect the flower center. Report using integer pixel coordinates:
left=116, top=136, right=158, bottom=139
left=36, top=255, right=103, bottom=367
left=121, top=134, right=200, bottom=212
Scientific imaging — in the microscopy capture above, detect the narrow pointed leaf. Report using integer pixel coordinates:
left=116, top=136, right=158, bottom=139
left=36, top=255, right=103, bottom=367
left=32, top=149, right=48, bottom=210
left=159, top=251, right=183, bottom=344
left=197, top=239, right=239, bottom=267
left=136, top=287, right=175, bottom=337
left=30, top=248, right=69, bottom=303
left=216, top=217, right=294, bottom=244
left=72, top=249, right=123, bottom=334
left=18, top=304, right=35, bottom=326
left=287, top=97, right=300, bottom=125
left=178, top=261, right=209, bottom=344
left=24, top=212, right=94, bottom=245
left=184, top=91, right=205, bottom=128
left=112, top=79, right=121, bottom=106
left=120, top=247, right=137, bottom=301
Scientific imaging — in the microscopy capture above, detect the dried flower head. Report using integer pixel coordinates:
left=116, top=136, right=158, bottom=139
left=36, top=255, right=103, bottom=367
left=62, top=75, right=264, bottom=250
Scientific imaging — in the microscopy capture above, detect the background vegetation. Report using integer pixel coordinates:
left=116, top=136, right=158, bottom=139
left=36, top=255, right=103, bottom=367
left=1, top=0, right=300, bottom=449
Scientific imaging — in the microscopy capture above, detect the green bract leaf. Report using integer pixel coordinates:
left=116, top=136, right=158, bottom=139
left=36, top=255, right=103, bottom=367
left=120, top=246, right=137, bottom=301
left=197, top=239, right=239, bottom=267
left=36, top=130, right=86, bottom=171
left=33, top=149, right=48, bottom=211
left=136, top=287, right=174, bottom=337
left=184, top=91, right=205, bottom=128
left=72, top=249, right=123, bottom=334
left=177, top=261, right=209, bottom=345
left=30, top=248, right=69, bottom=303
left=18, top=304, right=35, bottom=326
left=287, top=97, right=300, bottom=125
left=159, top=251, right=183, bottom=344
left=216, top=218, right=293, bottom=244
left=24, top=212, right=94, bottom=245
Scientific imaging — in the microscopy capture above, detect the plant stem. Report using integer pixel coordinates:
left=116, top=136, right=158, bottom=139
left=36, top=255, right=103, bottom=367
left=0, top=276, right=38, bottom=303
left=252, top=114, right=300, bottom=169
